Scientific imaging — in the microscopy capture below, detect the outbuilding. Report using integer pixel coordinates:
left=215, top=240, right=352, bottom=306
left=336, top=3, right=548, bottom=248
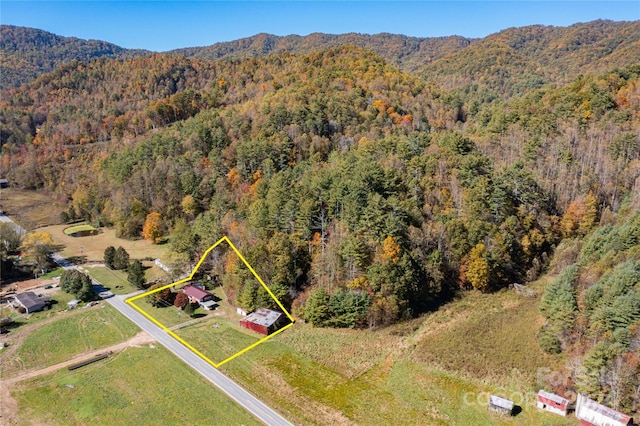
left=537, top=390, right=569, bottom=416
left=14, top=292, right=51, bottom=314
left=488, top=394, right=514, bottom=416
left=239, top=308, right=286, bottom=335
left=575, top=393, right=632, bottom=426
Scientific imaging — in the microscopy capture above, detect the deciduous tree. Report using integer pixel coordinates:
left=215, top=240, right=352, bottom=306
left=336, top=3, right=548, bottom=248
left=174, top=291, right=189, bottom=309
left=20, top=231, right=55, bottom=272
left=465, top=243, right=490, bottom=291
left=142, top=212, right=163, bottom=244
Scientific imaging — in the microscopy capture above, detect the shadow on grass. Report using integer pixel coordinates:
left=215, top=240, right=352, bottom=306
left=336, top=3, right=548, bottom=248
left=65, top=256, right=87, bottom=265
left=512, top=405, right=522, bottom=416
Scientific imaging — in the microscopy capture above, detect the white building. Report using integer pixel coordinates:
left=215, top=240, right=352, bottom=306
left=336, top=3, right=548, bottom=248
left=537, top=390, right=568, bottom=416
left=575, top=393, right=632, bottom=426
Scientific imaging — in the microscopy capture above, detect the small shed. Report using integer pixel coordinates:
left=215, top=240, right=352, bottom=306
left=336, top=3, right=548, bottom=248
left=537, top=390, right=569, bottom=416
left=239, top=308, right=286, bottom=335
left=488, top=394, right=514, bottom=416
left=575, top=393, right=632, bottom=426
left=14, top=292, right=51, bottom=314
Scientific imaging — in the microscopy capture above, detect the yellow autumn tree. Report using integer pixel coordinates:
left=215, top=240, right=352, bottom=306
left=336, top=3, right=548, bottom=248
left=181, top=194, right=198, bottom=216
left=560, top=197, right=590, bottom=238
left=142, top=212, right=163, bottom=244
left=466, top=243, right=490, bottom=292
left=381, top=236, right=401, bottom=264
left=20, top=231, right=55, bottom=270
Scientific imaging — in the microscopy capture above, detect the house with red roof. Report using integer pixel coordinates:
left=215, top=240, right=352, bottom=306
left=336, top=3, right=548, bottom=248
left=182, top=284, right=217, bottom=310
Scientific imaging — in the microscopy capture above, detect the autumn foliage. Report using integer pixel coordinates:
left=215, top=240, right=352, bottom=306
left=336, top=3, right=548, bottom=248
left=142, top=212, right=163, bottom=244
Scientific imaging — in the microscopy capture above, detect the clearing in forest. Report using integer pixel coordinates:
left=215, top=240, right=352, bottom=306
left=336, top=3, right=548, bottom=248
left=126, top=236, right=294, bottom=367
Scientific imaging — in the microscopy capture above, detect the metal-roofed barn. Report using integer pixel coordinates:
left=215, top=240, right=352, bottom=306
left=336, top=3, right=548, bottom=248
left=239, top=308, right=287, bottom=335
left=488, top=394, right=514, bottom=416
left=14, top=292, right=51, bottom=314
left=537, top=390, right=569, bottom=416
left=575, top=393, right=632, bottom=426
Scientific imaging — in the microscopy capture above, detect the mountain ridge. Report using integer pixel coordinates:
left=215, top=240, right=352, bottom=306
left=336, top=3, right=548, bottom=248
left=4, top=19, right=638, bottom=94
left=0, top=25, right=151, bottom=90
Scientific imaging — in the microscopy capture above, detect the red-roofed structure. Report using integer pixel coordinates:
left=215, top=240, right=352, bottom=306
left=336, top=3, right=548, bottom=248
left=239, top=308, right=287, bottom=335
left=182, top=284, right=214, bottom=303
left=537, top=390, right=569, bottom=416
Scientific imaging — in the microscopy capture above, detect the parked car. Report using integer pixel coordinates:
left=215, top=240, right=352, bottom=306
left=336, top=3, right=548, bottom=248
left=98, top=291, right=114, bottom=299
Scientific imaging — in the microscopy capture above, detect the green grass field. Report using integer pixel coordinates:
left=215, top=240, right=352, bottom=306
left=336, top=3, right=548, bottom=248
left=209, top=280, right=577, bottom=425
left=40, top=267, right=64, bottom=279
left=7, top=275, right=579, bottom=425
left=129, top=297, right=196, bottom=329
left=84, top=266, right=139, bottom=295
left=175, top=317, right=261, bottom=365
left=63, top=224, right=98, bottom=235
left=2, top=305, right=139, bottom=377
left=10, top=345, right=261, bottom=426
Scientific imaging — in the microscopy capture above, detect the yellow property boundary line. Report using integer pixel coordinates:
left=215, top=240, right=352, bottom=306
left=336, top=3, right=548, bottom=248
left=125, top=236, right=294, bottom=367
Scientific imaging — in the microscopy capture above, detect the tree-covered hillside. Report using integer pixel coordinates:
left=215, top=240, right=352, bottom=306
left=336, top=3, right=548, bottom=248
left=1, top=21, right=639, bottom=412
left=421, top=20, right=640, bottom=100
left=171, top=32, right=473, bottom=74
left=0, top=25, right=149, bottom=90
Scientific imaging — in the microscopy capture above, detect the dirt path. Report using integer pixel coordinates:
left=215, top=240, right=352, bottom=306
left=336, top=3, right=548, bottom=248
left=0, top=331, right=155, bottom=424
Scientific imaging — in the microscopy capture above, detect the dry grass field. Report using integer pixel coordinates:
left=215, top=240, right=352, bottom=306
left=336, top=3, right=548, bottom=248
left=38, top=223, right=169, bottom=264
left=0, top=188, right=66, bottom=230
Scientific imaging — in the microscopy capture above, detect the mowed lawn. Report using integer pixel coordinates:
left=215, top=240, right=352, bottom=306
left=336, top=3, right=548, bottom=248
left=10, top=345, right=261, bottom=426
left=84, top=266, right=140, bottom=295
left=38, top=223, right=169, bottom=263
left=175, top=317, right=262, bottom=365
left=2, top=305, right=139, bottom=377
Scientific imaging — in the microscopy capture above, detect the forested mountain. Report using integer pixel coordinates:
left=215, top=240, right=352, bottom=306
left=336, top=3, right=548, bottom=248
left=1, top=20, right=639, bottom=412
left=421, top=20, right=640, bottom=100
left=173, top=20, right=640, bottom=100
left=0, top=25, right=150, bottom=90
left=172, top=32, right=473, bottom=74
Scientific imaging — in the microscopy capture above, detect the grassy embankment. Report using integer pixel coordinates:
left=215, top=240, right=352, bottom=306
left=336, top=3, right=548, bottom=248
left=83, top=266, right=140, bottom=295
left=212, top=279, right=576, bottom=425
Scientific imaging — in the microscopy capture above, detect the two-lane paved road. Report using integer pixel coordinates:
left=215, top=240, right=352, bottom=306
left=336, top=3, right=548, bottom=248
left=107, top=295, right=293, bottom=426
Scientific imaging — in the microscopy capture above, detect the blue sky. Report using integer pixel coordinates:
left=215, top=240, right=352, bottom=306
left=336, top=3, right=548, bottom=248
left=1, top=1, right=638, bottom=51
